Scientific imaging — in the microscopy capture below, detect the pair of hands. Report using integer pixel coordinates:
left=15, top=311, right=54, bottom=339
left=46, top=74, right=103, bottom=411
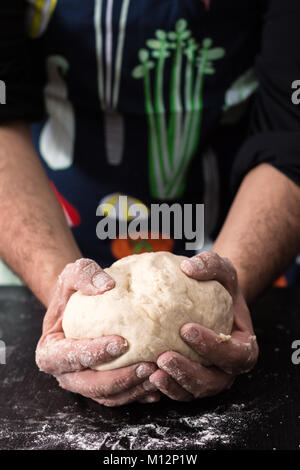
left=36, top=252, right=258, bottom=407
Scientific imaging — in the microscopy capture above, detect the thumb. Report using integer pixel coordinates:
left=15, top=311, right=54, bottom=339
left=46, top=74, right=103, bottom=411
left=62, top=258, right=115, bottom=296
left=43, top=259, right=115, bottom=333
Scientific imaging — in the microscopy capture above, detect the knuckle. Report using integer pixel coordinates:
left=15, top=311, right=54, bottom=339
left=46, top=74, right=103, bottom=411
left=200, top=251, right=228, bottom=277
left=91, top=379, right=121, bottom=398
left=209, top=251, right=222, bottom=265
left=74, top=258, right=95, bottom=270
left=82, top=380, right=108, bottom=398
left=77, top=261, right=104, bottom=291
left=81, top=261, right=100, bottom=276
left=113, top=375, right=132, bottom=392
left=59, top=259, right=103, bottom=294
left=79, top=382, right=102, bottom=398
left=210, top=251, right=222, bottom=262
left=200, top=251, right=220, bottom=267
left=62, top=258, right=98, bottom=281
left=201, top=250, right=217, bottom=261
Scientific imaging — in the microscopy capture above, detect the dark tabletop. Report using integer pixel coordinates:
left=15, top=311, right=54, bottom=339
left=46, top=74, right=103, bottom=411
left=0, top=286, right=300, bottom=450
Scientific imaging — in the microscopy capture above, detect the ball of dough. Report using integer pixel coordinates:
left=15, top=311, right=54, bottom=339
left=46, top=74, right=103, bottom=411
left=62, top=252, right=233, bottom=370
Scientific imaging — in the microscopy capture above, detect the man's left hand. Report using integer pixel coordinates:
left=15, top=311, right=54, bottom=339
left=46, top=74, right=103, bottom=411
left=149, top=252, right=259, bottom=401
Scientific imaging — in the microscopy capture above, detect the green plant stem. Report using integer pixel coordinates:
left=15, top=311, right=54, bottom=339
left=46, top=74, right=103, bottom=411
left=94, top=0, right=105, bottom=110
left=180, top=53, right=195, bottom=160
left=168, top=39, right=183, bottom=168
left=155, top=43, right=171, bottom=180
left=113, top=0, right=131, bottom=108
left=166, top=53, right=207, bottom=199
left=144, top=69, right=164, bottom=198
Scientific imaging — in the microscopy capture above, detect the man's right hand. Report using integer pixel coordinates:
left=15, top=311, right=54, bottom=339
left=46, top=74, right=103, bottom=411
left=35, top=258, right=159, bottom=407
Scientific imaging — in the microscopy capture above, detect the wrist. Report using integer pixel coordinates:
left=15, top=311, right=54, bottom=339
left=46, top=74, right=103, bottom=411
left=31, top=250, right=82, bottom=308
left=212, top=244, right=253, bottom=304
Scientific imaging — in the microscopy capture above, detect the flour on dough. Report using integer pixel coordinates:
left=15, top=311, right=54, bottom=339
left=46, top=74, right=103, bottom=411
left=62, top=252, right=233, bottom=370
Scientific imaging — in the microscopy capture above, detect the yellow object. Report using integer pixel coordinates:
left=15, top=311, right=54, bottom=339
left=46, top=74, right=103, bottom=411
left=27, top=0, right=57, bottom=39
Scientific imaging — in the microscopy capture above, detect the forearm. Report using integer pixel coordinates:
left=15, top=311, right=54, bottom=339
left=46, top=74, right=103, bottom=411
left=213, top=163, right=300, bottom=304
left=0, top=122, right=81, bottom=307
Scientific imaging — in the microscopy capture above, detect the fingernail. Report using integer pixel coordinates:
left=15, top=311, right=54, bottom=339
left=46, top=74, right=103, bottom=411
left=92, top=273, right=114, bottom=290
left=181, top=259, right=193, bottom=273
left=106, top=340, right=127, bottom=357
left=143, top=380, right=157, bottom=392
left=182, top=258, right=206, bottom=274
left=193, top=257, right=205, bottom=270
left=181, top=326, right=199, bottom=343
left=136, top=364, right=154, bottom=379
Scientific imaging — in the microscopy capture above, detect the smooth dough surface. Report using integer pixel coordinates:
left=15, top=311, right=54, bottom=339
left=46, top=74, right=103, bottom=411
left=63, top=252, right=233, bottom=370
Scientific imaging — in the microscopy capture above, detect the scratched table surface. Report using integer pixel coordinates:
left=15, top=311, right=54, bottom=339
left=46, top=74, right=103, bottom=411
left=0, top=286, right=299, bottom=450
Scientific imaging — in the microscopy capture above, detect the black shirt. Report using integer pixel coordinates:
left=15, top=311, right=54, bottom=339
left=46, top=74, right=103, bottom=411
left=0, top=0, right=299, bottom=266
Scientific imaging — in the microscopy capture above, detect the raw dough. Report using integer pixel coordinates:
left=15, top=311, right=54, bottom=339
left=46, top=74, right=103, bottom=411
left=63, top=252, right=233, bottom=370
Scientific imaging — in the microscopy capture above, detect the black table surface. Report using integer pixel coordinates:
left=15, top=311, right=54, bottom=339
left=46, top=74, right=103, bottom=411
left=0, top=286, right=300, bottom=450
